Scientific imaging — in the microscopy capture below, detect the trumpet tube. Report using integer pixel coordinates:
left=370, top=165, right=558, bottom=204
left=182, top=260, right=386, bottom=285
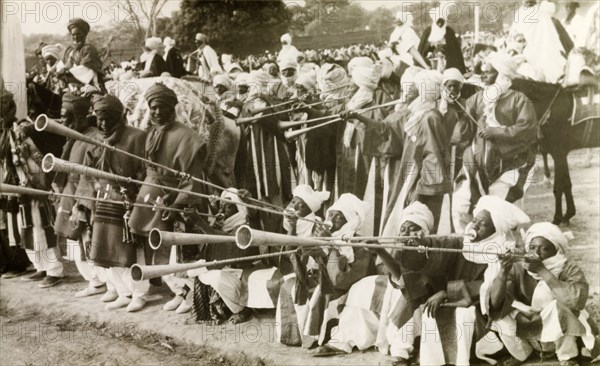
left=148, top=228, right=237, bottom=250
left=283, top=118, right=341, bottom=141
left=36, top=115, right=280, bottom=211
left=0, top=183, right=49, bottom=197
left=235, top=225, right=329, bottom=249
left=130, top=249, right=298, bottom=282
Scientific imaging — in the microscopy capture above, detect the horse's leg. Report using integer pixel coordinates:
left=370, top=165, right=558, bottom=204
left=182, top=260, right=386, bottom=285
left=552, top=151, right=573, bottom=225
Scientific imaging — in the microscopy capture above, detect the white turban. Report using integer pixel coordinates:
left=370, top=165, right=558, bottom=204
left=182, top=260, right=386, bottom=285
left=278, top=58, right=298, bottom=72
left=351, top=64, right=381, bottom=91
left=400, top=201, right=435, bottom=235
left=473, top=196, right=530, bottom=234
left=327, top=193, right=370, bottom=235
left=163, top=37, right=175, bottom=48
left=225, top=62, right=243, bottom=75
left=401, top=66, right=423, bottom=85
left=525, top=222, right=572, bottom=254
left=347, top=56, right=374, bottom=75
left=293, top=185, right=330, bottom=213
left=414, top=69, right=443, bottom=102
left=213, top=74, right=234, bottom=91
left=295, top=73, right=317, bottom=93
left=42, top=44, right=62, bottom=60
left=221, top=53, right=233, bottom=65
left=235, top=72, right=251, bottom=86
left=486, top=51, right=519, bottom=80
left=442, top=67, right=465, bottom=85
left=281, top=33, right=292, bottom=44
left=220, top=188, right=248, bottom=233
left=145, top=37, right=163, bottom=51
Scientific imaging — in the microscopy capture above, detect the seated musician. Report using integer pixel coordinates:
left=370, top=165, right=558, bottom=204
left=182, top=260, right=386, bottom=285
left=277, top=185, right=331, bottom=346
left=284, top=193, right=375, bottom=349
left=486, top=222, right=597, bottom=366
left=187, top=188, right=256, bottom=324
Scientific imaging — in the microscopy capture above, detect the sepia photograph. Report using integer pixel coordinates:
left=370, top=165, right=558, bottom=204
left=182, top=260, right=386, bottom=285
left=0, top=0, right=599, bottom=365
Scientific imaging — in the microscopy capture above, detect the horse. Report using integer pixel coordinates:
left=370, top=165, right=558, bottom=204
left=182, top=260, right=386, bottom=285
left=511, top=78, right=600, bottom=225
left=461, top=78, right=599, bottom=225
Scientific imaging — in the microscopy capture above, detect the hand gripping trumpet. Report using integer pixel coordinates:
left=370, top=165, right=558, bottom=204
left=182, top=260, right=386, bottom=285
left=35, top=114, right=282, bottom=211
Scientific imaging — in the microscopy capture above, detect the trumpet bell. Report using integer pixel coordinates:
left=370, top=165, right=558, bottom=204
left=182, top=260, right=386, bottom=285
left=41, top=153, right=57, bottom=173
left=236, top=225, right=253, bottom=249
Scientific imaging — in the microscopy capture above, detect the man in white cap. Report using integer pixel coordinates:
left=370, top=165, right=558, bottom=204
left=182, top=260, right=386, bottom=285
left=41, top=44, right=64, bottom=111
left=186, top=33, right=223, bottom=82
left=389, top=10, right=431, bottom=71
left=483, top=221, right=596, bottom=365
left=278, top=33, right=301, bottom=64
left=452, top=52, right=538, bottom=233
left=139, top=37, right=167, bottom=78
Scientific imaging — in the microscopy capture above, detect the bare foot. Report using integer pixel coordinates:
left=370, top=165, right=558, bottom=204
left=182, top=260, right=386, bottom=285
left=229, top=308, right=252, bottom=324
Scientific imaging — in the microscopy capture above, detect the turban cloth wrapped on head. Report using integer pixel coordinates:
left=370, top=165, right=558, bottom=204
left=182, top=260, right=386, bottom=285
left=473, top=195, right=530, bottom=235
left=292, top=185, right=330, bottom=213
left=62, top=92, right=90, bottom=115
left=295, top=73, right=317, bottom=93
left=145, top=37, right=163, bottom=51
left=144, top=83, right=178, bottom=107
left=347, top=56, right=373, bottom=75
left=67, top=18, right=90, bottom=35
left=414, top=69, right=443, bottom=102
left=220, top=188, right=248, bottom=233
left=486, top=51, right=519, bottom=80
left=281, top=33, right=292, bottom=44
left=400, top=201, right=434, bottom=236
left=213, top=74, right=234, bottom=91
left=442, top=67, right=465, bottom=85
left=92, top=94, right=124, bottom=115
left=278, top=58, right=298, bottom=72
left=195, top=33, right=209, bottom=43
left=42, top=44, right=63, bottom=60
left=524, top=222, right=572, bottom=254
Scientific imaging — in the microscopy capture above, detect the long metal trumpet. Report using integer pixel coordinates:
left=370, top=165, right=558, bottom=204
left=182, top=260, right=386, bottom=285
left=41, top=154, right=322, bottom=226
left=280, top=97, right=404, bottom=141
left=35, top=115, right=282, bottom=211
left=148, top=228, right=236, bottom=250
left=130, top=249, right=298, bottom=282
left=0, top=183, right=193, bottom=215
left=234, top=225, right=531, bottom=259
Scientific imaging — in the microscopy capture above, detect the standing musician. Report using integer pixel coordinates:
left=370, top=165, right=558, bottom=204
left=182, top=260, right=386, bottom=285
left=234, top=70, right=292, bottom=233
left=0, top=90, right=64, bottom=287
left=128, top=83, right=207, bottom=305
left=52, top=92, right=105, bottom=298
left=75, top=94, right=149, bottom=312
left=452, top=52, right=538, bottom=233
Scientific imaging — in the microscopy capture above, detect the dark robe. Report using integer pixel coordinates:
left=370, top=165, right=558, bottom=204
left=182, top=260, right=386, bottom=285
left=164, top=48, right=186, bottom=78
left=140, top=53, right=168, bottom=77
left=418, top=25, right=466, bottom=74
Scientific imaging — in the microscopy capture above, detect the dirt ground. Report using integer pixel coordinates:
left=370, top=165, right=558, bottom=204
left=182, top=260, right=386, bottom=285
left=0, top=149, right=598, bottom=366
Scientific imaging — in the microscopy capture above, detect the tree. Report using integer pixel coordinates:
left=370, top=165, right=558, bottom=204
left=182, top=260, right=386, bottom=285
left=173, top=0, right=292, bottom=56
left=111, top=0, right=169, bottom=49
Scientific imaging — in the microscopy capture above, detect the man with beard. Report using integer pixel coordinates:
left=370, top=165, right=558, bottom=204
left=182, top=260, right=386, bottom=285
left=74, top=94, right=149, bottom=311
left=52, top=93, right=104, bottom=297
left=59, top=18, right=104, bottom=91
left=452, top=52, right=537, bottom=233
left=128, top=83, right=207, bottom=309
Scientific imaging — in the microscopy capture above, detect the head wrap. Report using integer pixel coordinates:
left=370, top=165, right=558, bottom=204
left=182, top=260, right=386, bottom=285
left=414, top=69, right=443, bottom=102
left=225, top=63, right=242, bottom=74
left=235, top=72, right=251, bottom=86
left=292, top=185, right=330, bottom=213
left=540, top=0, right=556, bottom=15
left=428, top=6, right=448, bottom=43
left=442, top=67, right=465, bottom=85
left=318, top=63, right=348, bottom=101
left=351, top=64, right=381, bottom=91
left=347, top=57, right=373, bottom=75
left=62, top=92, right=90, bottom=116
left=295, top=73, right=317, bottom=93
left=401, top=66, right=423, bottom=86
left=41, top=44, right=63, bottom=60
left=92, top=94, right=124, bottom=115
left=473, top=196, right=530, bottom=235
left=145, top=37, right=163, bottom=51
left=278, top=58, right=298, bottom=72
left=221, top=54, right=233, bottom=65
left=524, top=222, right=572, bottom=254
left=379, top=58, right=394, bottom=80
left=486, top=51, right=518, bottom=80
left=281, top=33, right=292, bottom=44
left=213, top=74, right=234, bottom=91
left=195, top=33, right=208, bottom=43
left=220, top=188, right=248, bottom=233
left=144, top=83, right=178, bottom=107
left=327, top=193, right=370, bottom=237
left=67, top=18, right=90, bottom=35
left=399, top=201, right=435, bottom=236
left=163, top=37, right=175, bottom=48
